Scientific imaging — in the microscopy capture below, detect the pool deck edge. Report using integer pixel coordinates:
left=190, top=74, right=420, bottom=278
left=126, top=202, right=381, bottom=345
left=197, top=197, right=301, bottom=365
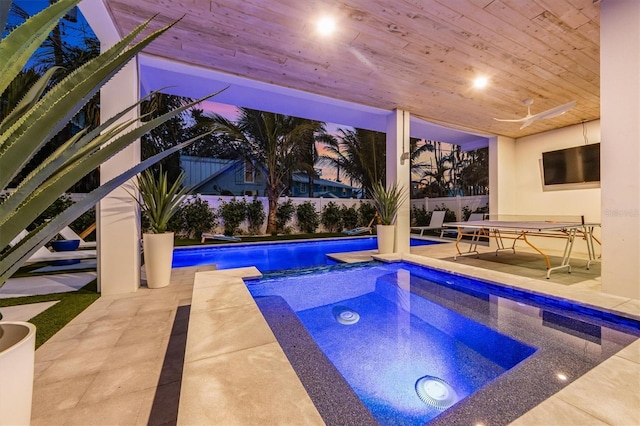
left=178, top=268, right=324, bottom=426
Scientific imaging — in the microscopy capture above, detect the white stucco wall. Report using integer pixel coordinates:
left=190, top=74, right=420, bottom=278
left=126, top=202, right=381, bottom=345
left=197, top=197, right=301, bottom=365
left=512, top=121, right=602, bottom=255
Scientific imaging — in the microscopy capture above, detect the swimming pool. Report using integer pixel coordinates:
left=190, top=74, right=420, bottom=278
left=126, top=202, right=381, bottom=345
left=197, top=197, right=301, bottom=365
left=247, top=261, right=639, bottom=425
left=172, top=236, right=435, bottom=272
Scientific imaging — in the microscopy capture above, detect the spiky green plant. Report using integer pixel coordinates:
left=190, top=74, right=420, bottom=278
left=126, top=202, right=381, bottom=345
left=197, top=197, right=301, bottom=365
left=370, top=181, right=407, bottom=225
left=0, top=0, right=218, bottom=286
left=134, top=167, right=190, bottom=234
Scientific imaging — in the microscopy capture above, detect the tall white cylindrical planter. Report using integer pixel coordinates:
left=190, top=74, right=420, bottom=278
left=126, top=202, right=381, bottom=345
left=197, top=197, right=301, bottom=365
left=0, top=321, right=36, bottom=426
left=376, top=224, right=396, bottom=254
left=143, top=232, right=174, bottom=288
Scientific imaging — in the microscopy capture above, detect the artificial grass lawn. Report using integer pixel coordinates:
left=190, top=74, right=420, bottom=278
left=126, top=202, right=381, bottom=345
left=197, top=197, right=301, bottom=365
left=0, top=280, right=99, bottom=348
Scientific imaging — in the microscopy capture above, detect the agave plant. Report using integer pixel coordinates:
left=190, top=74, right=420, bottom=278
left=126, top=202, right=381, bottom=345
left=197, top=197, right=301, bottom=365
left=370, top=181, right=408, bottom=226
left=134, top=167, right=190, bottom=234
left=0, top=0, right=218, bottom=286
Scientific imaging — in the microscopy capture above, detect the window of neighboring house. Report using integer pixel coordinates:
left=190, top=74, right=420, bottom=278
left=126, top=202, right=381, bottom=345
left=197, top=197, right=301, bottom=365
left=300, top=183, right=308, bottom=194
left=244, top=160, right=255, bottom=183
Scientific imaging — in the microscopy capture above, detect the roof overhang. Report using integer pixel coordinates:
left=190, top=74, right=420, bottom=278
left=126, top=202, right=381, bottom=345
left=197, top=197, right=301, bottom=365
left=139, top=54, right=489, bottom=150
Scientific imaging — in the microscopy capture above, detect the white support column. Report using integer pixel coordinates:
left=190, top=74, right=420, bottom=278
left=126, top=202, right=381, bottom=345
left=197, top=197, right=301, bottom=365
left=488, top=135, right=517, bottom=251
left=96, top=59, right=142, bottom=295
left=488, top=135, right=518, bottom=218
left=80, top=0, right=141, bottom=294
left=386, top=109, right=411, bottom=253
left=600, top=0, right=640, bottom=299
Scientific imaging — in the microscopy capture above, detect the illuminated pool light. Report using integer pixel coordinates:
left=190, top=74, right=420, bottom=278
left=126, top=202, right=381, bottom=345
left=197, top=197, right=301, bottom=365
left=332, top=305, right=360, bottom=325
left=415, top=375, right=458, bottom=410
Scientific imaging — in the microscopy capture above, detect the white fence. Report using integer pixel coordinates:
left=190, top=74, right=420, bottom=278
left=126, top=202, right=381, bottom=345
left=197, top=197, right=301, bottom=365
left=195, top=194, right=489, bottom=234
left=410, top=195, right=489, bottom=222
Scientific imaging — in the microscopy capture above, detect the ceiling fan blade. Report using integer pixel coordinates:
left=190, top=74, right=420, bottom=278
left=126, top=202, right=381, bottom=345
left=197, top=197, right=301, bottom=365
left=519, top=118, right=536, bottom=129
left=531, top=100, right=576, bottom=120
left=494, top=100, right=576, bottom=127
left=493, top=117, right=528, bottom=123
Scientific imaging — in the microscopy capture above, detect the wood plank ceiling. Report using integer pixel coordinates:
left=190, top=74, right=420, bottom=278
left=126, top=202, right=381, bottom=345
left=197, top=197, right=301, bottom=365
left=103, top=0, right=600, bottom=139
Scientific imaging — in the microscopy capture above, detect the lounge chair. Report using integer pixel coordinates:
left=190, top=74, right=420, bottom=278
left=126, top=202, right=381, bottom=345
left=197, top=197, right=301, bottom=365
left=8, top=229, right=96, bottom=265
left=25, top=246, right=97, bottom=265
left=201, top=233, right=241, bottom=243
left=58, top=226, right=97, bottom=249
left=410, top=210, right=446, bottom=237
left=342, top=217, right=376, bottom=236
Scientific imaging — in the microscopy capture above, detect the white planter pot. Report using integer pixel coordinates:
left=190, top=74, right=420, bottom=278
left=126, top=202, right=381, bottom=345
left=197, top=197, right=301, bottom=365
left=143, top=232, right=174, bottom=289
left=0, top=321, right=36, bottom=426
left=376, top=224, right=396, bottom=254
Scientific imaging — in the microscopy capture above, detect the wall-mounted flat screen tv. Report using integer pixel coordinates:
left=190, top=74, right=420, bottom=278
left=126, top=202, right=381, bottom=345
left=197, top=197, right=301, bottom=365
left=542, top=143, right=600, bottom=186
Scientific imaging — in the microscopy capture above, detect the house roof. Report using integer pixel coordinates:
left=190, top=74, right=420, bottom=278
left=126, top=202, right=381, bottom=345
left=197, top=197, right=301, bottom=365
left=96, top=0, right=600, bottom=145
left=180, top=156, right=237, bottom=189
left=292, top=173, right=357, bottom=190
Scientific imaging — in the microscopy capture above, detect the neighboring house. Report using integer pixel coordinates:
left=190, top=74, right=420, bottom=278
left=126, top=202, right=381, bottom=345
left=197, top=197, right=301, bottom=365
left=290, top=174, right=357, bottom=198
left=181, top=155, right=264, bottom=196
left=181, top=155, right=358, bottom=198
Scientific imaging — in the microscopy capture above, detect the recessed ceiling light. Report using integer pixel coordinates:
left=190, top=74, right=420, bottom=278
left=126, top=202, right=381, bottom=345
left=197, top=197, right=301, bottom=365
left=556, top=373, right=568, bottom=381
left=317, top=16, right=336, bottom=36
left=473, top=76, right=489, bottom=89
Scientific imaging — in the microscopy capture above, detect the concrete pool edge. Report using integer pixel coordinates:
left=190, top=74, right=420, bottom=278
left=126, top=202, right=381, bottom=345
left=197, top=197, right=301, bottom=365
left=177, top=266, right=325, bottom=425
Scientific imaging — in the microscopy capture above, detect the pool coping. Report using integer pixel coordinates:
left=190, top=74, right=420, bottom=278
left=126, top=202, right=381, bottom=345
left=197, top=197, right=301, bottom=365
left=173, top=234, right=376, bottom=251
left=181, top=253, right=640, bottom=425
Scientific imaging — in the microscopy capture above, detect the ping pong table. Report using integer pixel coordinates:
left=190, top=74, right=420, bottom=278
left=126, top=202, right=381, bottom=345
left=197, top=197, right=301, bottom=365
left=444, top=219, right=600, bottom=279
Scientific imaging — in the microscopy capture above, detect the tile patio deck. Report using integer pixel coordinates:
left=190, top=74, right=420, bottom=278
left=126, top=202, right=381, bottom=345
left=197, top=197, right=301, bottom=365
left=26, top=242, right=640, bottom=425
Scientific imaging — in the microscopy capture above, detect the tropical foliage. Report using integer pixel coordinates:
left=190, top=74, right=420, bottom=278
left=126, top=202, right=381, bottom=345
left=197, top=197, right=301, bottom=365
left=295, top=201, right=320, bottom=233
left=246, top=197, right=266, bottom=235
left=322, top=128, right=386, bottom=197
left=175, top=196, right=218, bottom=239
left=370, top=182, right=408, bottom=225
left=275, top=199, right=296, bottom=234
left=218, top=198, right=247, bottom=236
left=0, top=0, right=215, bottom=286
left=208, top=108, right=326, bottom=234
left=133, top=167, right=191, bottom=234
left=413, top=143, right=489, bottom=198
left=321, top=202, right=343, bottom=232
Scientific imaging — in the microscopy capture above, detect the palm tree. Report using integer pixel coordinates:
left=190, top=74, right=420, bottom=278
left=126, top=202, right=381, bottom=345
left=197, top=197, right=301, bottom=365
left=208, top=108, right=325, bottom=234
left=140, top=92, right=194, bottom=183
left=322, top=128, right=386, bottom=197
left=417, top=141, right=454, bottom=197
left=458, top=147, right=489, bottom=195
left=296, top=124, right=330, bottom=197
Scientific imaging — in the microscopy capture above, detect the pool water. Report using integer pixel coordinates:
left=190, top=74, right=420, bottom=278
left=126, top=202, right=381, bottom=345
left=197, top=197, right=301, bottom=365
left=247, top=262, right=639, bottom=425
left=172, top=237, right=434, bottom=272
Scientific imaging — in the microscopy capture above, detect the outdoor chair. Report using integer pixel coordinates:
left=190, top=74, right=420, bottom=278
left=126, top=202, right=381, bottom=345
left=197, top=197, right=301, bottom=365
left=342, top=217, right=376, bottom=236
left=8, top=229, right=96, bottom=265
left=201, top=233, right=241, bottom=243
left=410, top=210, right=446, bottom=237
left=58, top=226, right=97, bottom=249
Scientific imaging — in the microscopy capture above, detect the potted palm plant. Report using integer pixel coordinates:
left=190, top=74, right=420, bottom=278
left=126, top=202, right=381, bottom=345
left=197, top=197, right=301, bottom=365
left=370, top=181, right=407, bottom=254
left=133, top=167, right=190, bottom=288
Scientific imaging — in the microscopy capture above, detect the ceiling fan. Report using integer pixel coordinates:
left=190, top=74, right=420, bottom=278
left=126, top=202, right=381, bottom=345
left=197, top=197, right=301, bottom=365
left=494, top=99, right=576, bottom=129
